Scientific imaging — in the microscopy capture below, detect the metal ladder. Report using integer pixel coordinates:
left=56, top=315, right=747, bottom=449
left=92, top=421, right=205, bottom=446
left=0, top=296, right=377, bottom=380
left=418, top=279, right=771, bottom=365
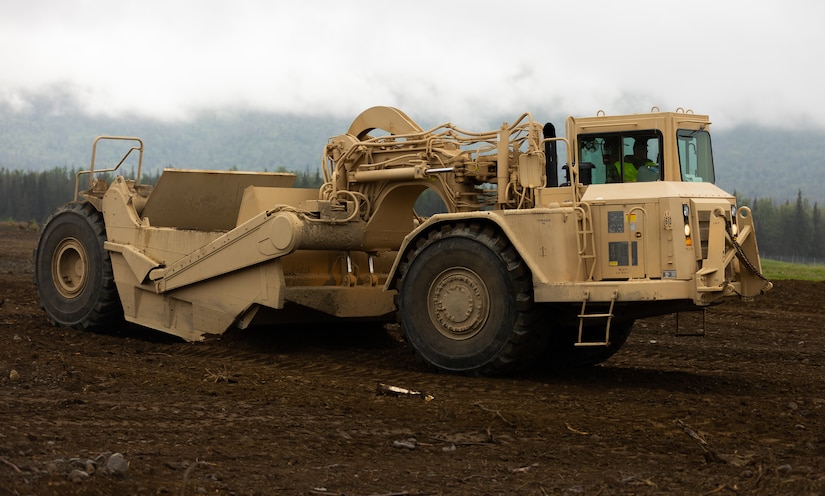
left=575, top=204, right=597, bottom=281
left=575, top=289, right=618, bottom=347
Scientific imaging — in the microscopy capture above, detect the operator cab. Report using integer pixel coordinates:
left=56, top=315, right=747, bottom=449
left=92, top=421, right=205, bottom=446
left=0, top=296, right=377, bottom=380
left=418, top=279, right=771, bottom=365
left=554, top=110, right=717, bottom=187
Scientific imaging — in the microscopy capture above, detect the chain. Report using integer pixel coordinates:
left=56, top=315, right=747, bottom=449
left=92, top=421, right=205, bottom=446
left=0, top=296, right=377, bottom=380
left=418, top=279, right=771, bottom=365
left=724, top=220, right=772, bottom=288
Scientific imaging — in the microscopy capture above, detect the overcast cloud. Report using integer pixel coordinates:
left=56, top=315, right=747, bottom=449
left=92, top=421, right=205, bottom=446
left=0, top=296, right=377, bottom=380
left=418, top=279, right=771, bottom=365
left=0, top=0, right=822, bottom=129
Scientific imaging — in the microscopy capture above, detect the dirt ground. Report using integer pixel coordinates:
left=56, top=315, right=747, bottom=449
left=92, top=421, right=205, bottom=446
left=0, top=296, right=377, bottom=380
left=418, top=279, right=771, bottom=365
left=0, top=223, right=823, bottom=496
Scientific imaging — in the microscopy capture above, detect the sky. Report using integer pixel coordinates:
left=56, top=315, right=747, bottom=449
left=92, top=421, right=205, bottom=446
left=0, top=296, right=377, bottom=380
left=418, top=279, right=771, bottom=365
left=1, top=0, right=823, bottom=130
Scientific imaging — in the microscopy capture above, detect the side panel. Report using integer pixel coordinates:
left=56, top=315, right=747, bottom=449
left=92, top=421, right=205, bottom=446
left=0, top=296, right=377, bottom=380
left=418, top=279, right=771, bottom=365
left=494, top=210, right=585, bottom=284
left=589, top=202, right=660, bottom=280
left=109, top=255, right=285, bottom=341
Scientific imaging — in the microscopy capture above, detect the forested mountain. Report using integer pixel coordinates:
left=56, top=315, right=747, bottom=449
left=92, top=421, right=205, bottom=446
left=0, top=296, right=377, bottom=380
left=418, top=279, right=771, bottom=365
left=713, top=126, right=825, bottom=205
left=0, top=102, right=345, bottom=173
left=2, top=99, right=824, bottom=205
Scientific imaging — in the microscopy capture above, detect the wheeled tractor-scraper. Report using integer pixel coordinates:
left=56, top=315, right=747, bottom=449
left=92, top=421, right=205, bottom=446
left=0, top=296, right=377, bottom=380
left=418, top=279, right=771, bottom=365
left=35, top=106, right=772, bottom=375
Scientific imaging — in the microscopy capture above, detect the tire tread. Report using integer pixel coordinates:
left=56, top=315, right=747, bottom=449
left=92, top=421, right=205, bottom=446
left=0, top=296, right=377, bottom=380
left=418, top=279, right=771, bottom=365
left=395, top=222, right=548, bottom=376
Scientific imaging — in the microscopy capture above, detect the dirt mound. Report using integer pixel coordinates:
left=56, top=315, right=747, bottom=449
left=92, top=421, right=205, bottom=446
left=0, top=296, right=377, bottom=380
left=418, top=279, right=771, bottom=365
left=1, top=225, right=823, bottom=495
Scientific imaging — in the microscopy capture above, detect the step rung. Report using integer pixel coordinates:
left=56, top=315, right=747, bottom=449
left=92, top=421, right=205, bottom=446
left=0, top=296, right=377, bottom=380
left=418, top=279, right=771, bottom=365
left=576, top=288, right=617, bottom=347
left=578, top=313, right=613, bottom=319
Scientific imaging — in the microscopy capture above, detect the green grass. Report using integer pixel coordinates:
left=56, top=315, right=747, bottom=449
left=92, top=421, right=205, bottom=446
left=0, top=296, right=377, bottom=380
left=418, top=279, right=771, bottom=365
left=0, top=220, right=39, bottom=230
left=761, top=259, right=825, bottom=281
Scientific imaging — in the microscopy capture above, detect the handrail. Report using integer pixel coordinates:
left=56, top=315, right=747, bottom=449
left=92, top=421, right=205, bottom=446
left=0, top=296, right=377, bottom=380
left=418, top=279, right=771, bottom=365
left=74, top=136, right=144, bottom=201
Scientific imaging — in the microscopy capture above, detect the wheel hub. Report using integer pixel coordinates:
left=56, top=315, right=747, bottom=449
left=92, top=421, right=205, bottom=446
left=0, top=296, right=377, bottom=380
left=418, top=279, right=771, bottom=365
left=52, top=237, right=88, bottom=298
left=429, top=268, right=489, bottom=340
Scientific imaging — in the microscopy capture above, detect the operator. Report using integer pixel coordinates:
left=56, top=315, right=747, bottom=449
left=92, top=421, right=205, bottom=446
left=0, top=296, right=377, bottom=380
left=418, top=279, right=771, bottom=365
left=631, top=139, right=655, bottom=168
left=611, top=144, right=639, bottom=182
left=631, top=139, right=659, bottom=181
left=611, top=139, right=654, bottom=182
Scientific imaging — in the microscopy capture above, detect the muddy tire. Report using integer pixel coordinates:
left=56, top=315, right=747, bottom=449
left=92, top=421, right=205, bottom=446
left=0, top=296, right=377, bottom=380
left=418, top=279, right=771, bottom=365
left=34, top=202, right=122, bottom=329
left=395, top=223, right=547, bottom=376
left=541, top=319, right=634, bottom=368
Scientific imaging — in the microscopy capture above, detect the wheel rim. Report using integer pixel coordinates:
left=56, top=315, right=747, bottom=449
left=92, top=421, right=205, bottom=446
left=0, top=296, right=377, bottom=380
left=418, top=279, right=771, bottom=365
left=428, top=267, right=490, bottom=340
left=52, top=237, right=88, bottom=298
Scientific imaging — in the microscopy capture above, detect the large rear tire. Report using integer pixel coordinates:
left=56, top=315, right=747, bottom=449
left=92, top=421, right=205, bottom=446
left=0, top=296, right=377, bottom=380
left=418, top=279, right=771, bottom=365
left=395, top=223, right=547, bottom=376
left=34, top=202, right=122, bottom=329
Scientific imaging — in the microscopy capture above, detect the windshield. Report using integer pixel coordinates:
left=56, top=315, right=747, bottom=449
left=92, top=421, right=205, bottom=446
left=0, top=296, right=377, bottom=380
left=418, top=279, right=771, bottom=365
left=677, top=129, right=715, bottom=183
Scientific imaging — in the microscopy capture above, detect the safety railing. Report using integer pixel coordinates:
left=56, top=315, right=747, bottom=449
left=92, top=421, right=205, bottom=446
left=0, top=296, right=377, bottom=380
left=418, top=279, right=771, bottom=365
left=74, top=136, right=143, bottom=201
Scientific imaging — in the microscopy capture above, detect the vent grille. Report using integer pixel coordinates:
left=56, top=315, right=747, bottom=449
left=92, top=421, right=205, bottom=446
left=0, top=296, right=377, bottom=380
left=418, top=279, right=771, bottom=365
left=697, top=210, right=711, bottom=260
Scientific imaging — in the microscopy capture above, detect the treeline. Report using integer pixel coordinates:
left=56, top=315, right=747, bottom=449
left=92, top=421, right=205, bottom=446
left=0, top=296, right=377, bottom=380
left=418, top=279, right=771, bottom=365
left=0, top=167, right=77, bottom=223
left=743, top=191, right=825, bottom=262
left=2, top=167, right=824, bottom=263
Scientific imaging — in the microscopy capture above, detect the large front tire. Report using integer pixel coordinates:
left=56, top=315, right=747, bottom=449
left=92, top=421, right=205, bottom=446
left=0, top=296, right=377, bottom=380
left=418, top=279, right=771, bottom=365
left=34, top=202, right=122, bottom=329
left=396, top=224, right=546, bottom=376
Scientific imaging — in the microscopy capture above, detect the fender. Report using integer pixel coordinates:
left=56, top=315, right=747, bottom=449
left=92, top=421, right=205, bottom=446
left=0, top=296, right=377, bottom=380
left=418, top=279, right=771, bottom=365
left=385, top=207, right=582, bottom=291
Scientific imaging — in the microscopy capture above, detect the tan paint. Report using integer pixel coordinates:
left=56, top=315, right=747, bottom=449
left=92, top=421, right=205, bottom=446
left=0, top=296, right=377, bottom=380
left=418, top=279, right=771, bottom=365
left=62, top=106, right=768, bottom=343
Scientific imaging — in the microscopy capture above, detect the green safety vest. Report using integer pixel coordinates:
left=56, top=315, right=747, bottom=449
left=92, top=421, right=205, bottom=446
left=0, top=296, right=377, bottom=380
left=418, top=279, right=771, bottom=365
left=614, top=161, right=637, bottom=182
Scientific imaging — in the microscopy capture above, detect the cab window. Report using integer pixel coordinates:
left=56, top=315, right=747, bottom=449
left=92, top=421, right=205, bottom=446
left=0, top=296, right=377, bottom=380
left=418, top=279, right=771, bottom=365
left=578, top=131, right=662, bottom=184
left=677, top=129, right=715, bottom=183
